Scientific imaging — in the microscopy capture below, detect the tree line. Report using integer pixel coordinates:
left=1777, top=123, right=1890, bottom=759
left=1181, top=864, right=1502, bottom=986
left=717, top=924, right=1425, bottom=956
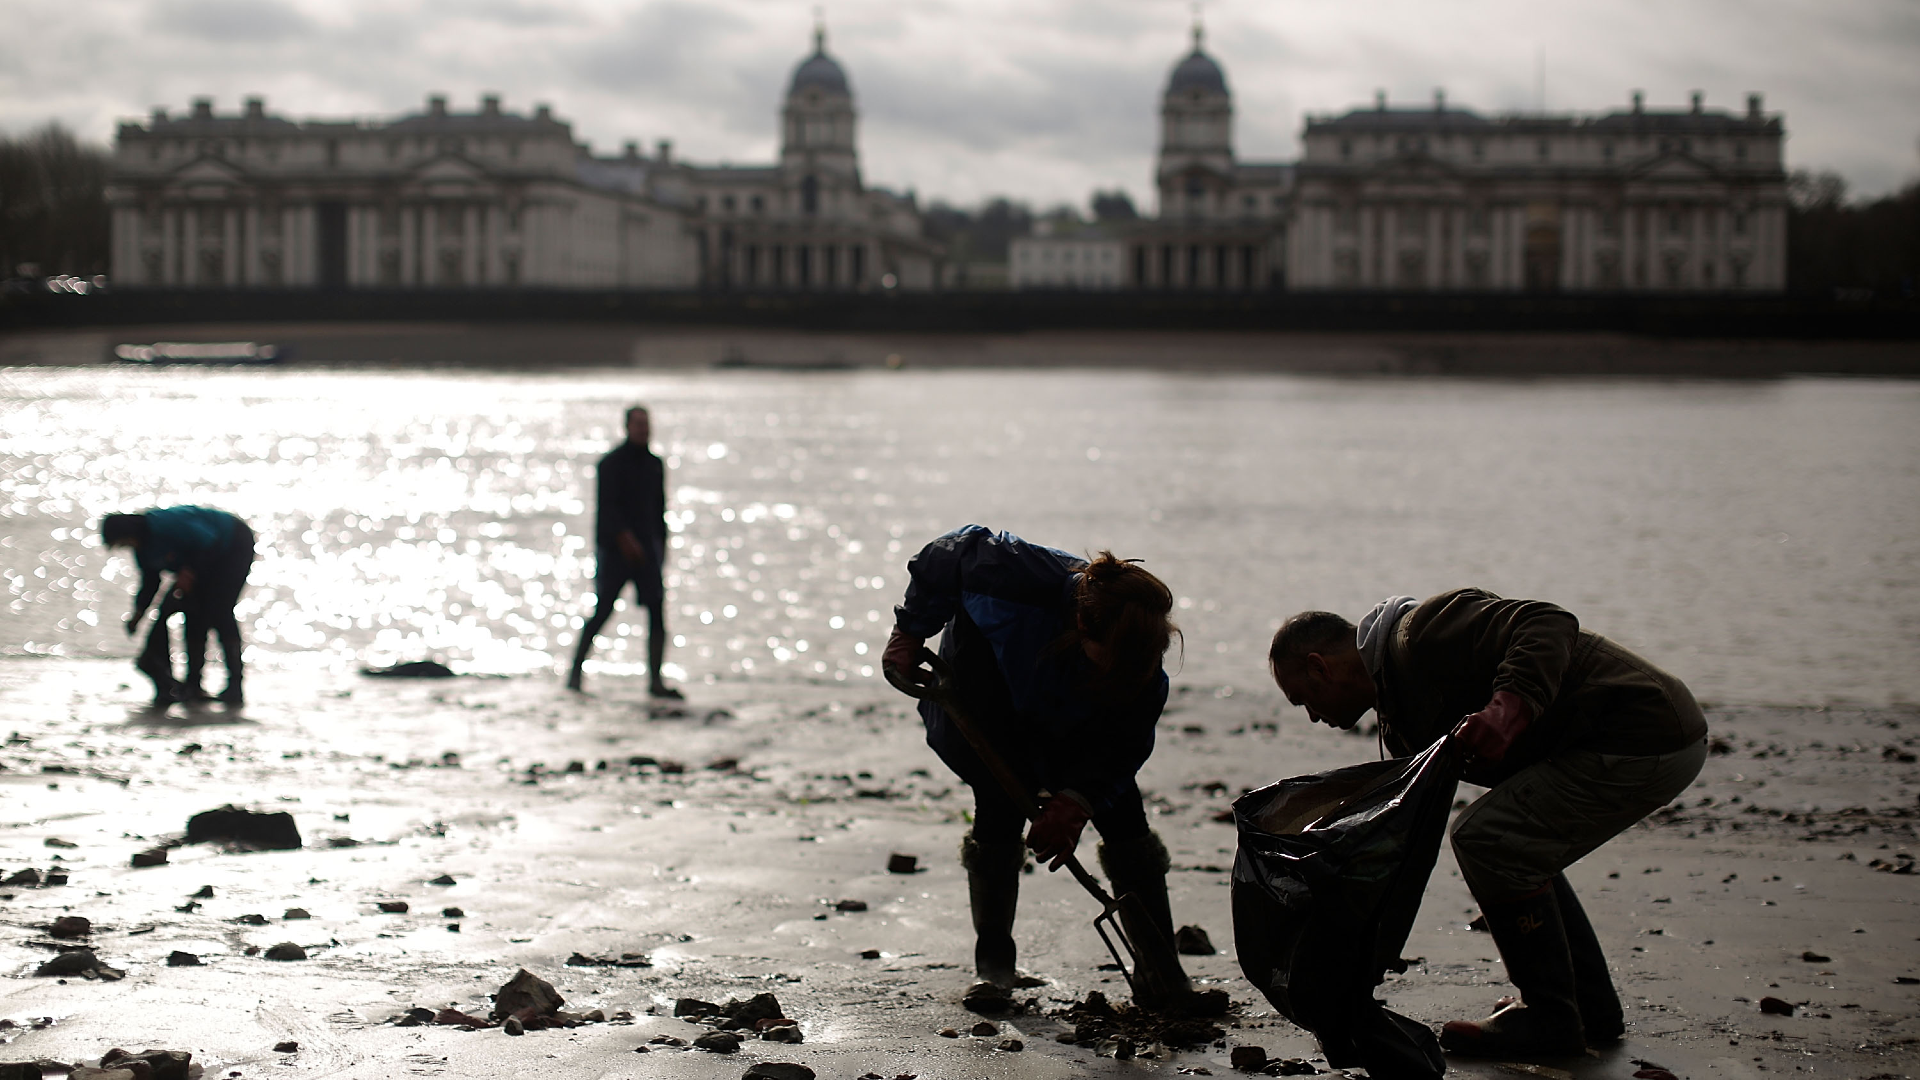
left=1, top=123, right=108, bottom=279
left=1787, top=170, right=1919, bottom=300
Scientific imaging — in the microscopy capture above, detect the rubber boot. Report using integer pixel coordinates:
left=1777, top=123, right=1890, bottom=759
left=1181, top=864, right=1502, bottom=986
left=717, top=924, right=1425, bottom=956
left=1096, top=830, right=1176, bottom=944
left=1441, top=886, right=1586, bottom=1057
left=136, top=615, right=176, bottom=708
left=1553, top=874, right=1624, bottom=1045
left=182, top=618, right=211, bottom=702
left=961, top=830, right=1024, bottom=1004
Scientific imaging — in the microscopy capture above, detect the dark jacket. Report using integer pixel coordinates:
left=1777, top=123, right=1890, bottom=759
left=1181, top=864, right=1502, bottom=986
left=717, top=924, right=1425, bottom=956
left=895, top=525, right=1168, bottom=814
left=594, top=442, right=666, bottom=560
left=1376, top=588, right=1708, bottom=786
left=132, top=506, right=244, bottom=619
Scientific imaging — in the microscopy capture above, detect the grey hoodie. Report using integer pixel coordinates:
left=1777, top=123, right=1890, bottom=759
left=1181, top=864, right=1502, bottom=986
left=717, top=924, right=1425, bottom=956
left=1356, top=595, right=1419, bottom=684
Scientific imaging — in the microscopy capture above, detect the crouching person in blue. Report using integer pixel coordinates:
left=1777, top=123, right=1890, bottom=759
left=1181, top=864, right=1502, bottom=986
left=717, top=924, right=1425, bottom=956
left=102, top=506, right=255, bottom=707
left=883, top=525, right=1185, bottom=1004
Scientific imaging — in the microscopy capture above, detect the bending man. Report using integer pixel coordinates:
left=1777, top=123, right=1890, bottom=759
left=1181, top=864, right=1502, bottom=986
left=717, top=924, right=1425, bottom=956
left=1268, top=588, right=1707, bottom=1057
left=102, top=506, right=255, bottom=706
left=569, top=405, right=680, bottom=699
left=883, top=525, right=1186, bottom=1006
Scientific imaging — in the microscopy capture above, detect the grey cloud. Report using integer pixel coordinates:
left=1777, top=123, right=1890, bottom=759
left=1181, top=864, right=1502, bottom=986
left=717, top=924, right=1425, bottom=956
left=148, top=0, right=313, bottom=44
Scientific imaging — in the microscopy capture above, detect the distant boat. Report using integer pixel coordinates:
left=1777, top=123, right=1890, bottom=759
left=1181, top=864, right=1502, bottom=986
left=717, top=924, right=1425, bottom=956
left=113, top=341, right=283, bottom=365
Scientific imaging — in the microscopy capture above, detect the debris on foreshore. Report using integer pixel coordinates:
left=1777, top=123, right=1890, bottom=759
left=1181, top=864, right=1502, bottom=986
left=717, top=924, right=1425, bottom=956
left=33, top=949, right=124, bottom=981
left=744, top=1064, right=815, bottom=1080
left=1049, top=990, right=1228, bottom=1049
left=886, top=853, right=919, bottom=874
left=693, top=1031, right=741, bottom=1053
left=375, top=900, right=409, bottom=913
left=833, top=898, right=867, bottom=912
left=167, top=951, right=202, bottom=966
left=185, top=805, right=302, bottom=850
left=1175, top=925, right=1216, bottom=955
left=130, top=849, right=167, bottom=868
left=47, top=917, right=90, bottom=940
left=359, top=660, right=456, bottom=679
left=263, top=943, right=307, bottom=961
left=491, top=968, right=564, bottom=1027
left=566, top=951, right=651, bottom=967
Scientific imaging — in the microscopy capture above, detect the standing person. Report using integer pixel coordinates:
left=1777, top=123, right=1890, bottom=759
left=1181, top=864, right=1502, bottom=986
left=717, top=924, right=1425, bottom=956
left=101, top=506, right=255, bottom=706
left=883, top=525, right=1189, bottom=1006
left=1267, top=588, right=1709, bottom=1057
left=568, top=405, right=681, bottom=699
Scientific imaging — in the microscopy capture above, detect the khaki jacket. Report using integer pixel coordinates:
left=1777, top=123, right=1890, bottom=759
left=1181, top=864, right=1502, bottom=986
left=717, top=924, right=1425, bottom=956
left=1376, top=588, right=1707, bottom=786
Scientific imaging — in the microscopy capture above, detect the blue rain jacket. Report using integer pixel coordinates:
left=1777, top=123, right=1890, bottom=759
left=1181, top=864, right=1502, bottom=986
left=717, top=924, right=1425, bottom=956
left=894, top=525, right=1167, bottom=815
left=138, top=506, right=239, bottom=576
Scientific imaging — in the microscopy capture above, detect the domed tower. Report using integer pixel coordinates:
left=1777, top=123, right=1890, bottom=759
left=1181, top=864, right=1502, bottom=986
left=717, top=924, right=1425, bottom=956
left=1157, top=18, right=1234, bottom=215
left=781, top=22, right=861, bottom=211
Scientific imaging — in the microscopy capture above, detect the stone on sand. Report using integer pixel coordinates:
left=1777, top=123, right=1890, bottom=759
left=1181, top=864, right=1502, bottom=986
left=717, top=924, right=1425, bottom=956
left=185, top=805, right=302, bottom=850
left=743, top=1065, right=815, bottom=1080
left=166, top=951, right=201, bottom=967
left=263, top=943, right=307, bottom=961
left=1175, top=924, right=1216, bottom=955
left=491, top=969, right=564, bottom=1021
left=1230, top=1045, right=1268, bottom=1071
left=48, top=916, right=90, bottom=939
left=99, top=1050, right=189, bottom=1080
left=693, top=1031, right=741, bottom=1053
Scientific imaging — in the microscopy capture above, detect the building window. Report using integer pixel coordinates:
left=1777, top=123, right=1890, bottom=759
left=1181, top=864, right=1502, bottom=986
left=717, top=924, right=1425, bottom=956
left=1602, top=142, right=1614, bottom=163
left=1468, top=206, right=1490, bottom=235
left=723, top=195, right=736, bottom=213
left=1334, top=250, right=1359, bottom=286
left=801, top=176, right=819, bottom=215
left=326, top=140, right=339, bottom=168
left=1465, top=251, right=1489, bottom=287
left=1732, top=211, right=1749, bottom=236
left=438, top=249, right=464, bottom=285
left=378, top=250, right=400, bottom=286
left=850, top=246, right=864, bottom=285
left=1339, top=139, right=1352, bottom=161
left=1599, top=210, right=1619, bottom=237
left=1472, top=141, right=1485, bottom=162
left=1666, top=210, right=1685, bottom=236
left=1537, top=139, right=1550, bottom=161
left=504, top=253, right=520, bottom=284
left=1335, top=206, right=1357, bottom=234
left=1397, top=250, right=1426, bottom=288
left=1399, top=207, right=1427, bottom=235
left=751, top=195, right=765, bottom=213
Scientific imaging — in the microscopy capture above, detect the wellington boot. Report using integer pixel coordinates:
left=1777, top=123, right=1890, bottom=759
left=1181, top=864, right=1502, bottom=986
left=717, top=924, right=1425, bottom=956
left=1098, top=829, right=1196, bottom=1011
left=1553, top=874, right=1624, bottom=1045
left=961, top=831, right=1024, bottom=991
left=1441, top=887, right=1586, bottom=1058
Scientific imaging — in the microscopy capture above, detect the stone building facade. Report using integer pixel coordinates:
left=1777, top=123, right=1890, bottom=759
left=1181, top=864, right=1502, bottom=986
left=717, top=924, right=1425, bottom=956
left=106, top=28, right=936, bottom=291
left=1123, top=26, right=1292, bottom=290
left=1286, top=90, right=1788, bottom=292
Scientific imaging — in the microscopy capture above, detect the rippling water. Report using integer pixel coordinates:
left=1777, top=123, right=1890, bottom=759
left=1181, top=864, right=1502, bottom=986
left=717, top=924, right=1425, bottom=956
left=2, top=365, right=1915, bottom=706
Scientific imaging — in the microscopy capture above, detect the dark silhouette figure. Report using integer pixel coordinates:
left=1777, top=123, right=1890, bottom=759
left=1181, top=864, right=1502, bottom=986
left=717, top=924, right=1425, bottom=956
left=568, top=406, right=680, bottom=698
left=102, top=506, right=255, bottom=706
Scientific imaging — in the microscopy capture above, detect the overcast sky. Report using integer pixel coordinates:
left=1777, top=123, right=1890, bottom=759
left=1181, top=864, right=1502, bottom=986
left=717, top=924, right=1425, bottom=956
left=5, top=0, right=1916, bottom=209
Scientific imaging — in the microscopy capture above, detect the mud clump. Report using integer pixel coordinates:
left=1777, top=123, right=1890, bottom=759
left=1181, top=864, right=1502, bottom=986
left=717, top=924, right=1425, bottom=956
left=99, top=1049, right=191, bottom=1080
left=1050, top=990, right=1228, bottom=1049
left=185, top=805, right=302, bottom=851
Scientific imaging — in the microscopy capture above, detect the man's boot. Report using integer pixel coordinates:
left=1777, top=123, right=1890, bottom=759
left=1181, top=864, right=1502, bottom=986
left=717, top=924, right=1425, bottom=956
left=961, top=830, right=1023, bottom=1008
left=1553, top=874, right=1624, bottom=1045
left=182, top=629, right=211, bottom=702
left=1441, top=886, right=1586, bottom=1057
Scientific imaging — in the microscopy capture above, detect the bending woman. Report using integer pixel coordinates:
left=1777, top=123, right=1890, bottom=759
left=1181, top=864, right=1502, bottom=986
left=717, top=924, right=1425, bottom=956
left=883, top=525, right=1185, bottom=1001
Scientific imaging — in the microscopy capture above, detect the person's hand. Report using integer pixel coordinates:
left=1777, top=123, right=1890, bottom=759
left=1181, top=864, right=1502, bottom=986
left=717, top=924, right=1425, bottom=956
left=616, top=531, right=647, bottom=564
left=1027, top=793, right=1092, bottom=870
left=1451, top=690, right=1534, bottom=763
left=881, top=628, right=934, bottom=694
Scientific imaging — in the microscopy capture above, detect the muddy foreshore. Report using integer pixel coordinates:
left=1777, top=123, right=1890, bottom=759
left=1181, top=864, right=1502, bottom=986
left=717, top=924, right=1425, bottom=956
left=0, top=660, right=1916, bottom=1079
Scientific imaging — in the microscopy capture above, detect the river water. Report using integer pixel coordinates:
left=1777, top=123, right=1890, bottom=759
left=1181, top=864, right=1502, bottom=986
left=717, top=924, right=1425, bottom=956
left=2, top=366, right=1915, bottom=707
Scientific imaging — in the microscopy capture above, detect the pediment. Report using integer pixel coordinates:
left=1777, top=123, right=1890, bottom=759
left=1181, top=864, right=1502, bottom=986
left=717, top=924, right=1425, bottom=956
left=1627, top=154, right=1718, bottom=181
left=410, top=156, right=489, bottom=184
left=170, top=158, right=248, bottom=185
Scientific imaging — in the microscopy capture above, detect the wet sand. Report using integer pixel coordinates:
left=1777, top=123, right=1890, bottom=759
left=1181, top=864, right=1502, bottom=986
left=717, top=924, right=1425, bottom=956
left=2, top=659, right=1914, bottom=1079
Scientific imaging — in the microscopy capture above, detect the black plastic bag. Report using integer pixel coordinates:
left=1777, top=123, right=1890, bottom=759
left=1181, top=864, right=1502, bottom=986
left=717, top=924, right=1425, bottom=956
left=1231, top=737, right=1460, bottom=1080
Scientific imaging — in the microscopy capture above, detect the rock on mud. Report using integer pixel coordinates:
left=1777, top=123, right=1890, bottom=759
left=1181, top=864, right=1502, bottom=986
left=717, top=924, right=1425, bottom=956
left=1231, top=1045, right=1269, bottom=1071
left=1759, top=996, right=1795, bottom=1016
left=273, top=1042, right=298, bottom=1053
left=34, top=950, right=124, bottom=980
left=743, top=1065, right=815, bottom=1080
left=566, top=951, right=651, bottom=968
left=886, top=853, right=919, bottom=874
left=0, top=1065, right=40, bottom=1080
left=693, top=1032, right=741, bottom=1053
left=48, top=916, right=90, bottom=939
left=166, top=951, right=202, bottom=967
left=263, top=943, right=307, bottom=961
left=185, top=805, right=302, bottom=850
left=491, top=969, right=564, bottom=1021
left=130, top=849, right=167, bottom=868
left=1175, top=925, right=1217, bottom=955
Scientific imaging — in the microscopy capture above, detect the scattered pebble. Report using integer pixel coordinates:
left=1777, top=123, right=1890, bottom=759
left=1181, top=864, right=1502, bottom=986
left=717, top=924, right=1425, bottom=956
left=283, top=909, right=310, bottom=920
left=186, top=805, right=302, bottom=850
left=48, top=916, right=90, bottom=939
left=263, top=943, right=307, bottom=961
left=1802, top=950, right=1831, bottom=962
left=834, top=899, right=868, bottom=912
left=429, top=874, right=457, bottom=885
left=693, top=1031, right=741, bottom=1054
left=130, top=849, right=168, bottom=868
left=167, top=951, right=202, bottom=967
left=743, top=1064, right=815, bottom=1080
left=970, top=1021, right=998, bottom=1037
left=502, top=1017, right=524, bottom=1036
left=442, top=907, right=464, bottom=918
left=1231, top=1045, right=1269, bottom=1071
left=886, top=853, right=919, bottom=874
left=996, top=1038, right=1024, bottom=1052
left=273, top=1041, right=298, bottom=1053
left=375, top=901, right=409, bottom=914
left=491, top=969, right=564, bottom=1022
left=1759, top=996, right=1795, bottom=1016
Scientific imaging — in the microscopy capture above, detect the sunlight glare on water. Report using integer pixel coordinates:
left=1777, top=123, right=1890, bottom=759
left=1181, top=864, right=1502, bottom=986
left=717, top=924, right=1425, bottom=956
left=1, top=366, right=1916, bottom=707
